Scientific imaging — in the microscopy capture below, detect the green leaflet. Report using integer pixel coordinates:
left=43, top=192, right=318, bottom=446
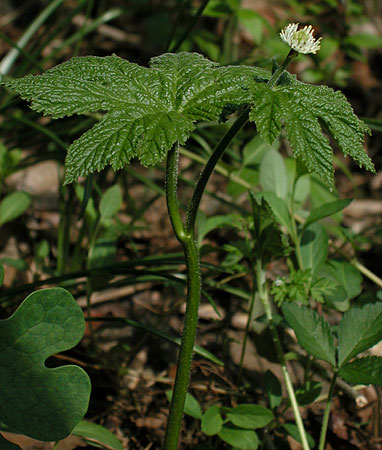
left=248, top=80, right=375, bottom=189
left=4, top=53, right=268, bottom=183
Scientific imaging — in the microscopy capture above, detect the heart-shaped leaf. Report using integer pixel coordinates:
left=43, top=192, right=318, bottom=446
left=0, top=288, right=91, bottom=441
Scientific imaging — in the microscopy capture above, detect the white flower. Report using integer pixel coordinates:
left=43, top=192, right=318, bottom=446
left=280, top=23, right=321, bottom=54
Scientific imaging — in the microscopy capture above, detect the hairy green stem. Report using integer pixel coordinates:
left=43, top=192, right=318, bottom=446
left=164, top=48, right=301, bottom=448
left=318, top=370, right=338, bottom=450
left=163, top=144, right=201, bottom=450
left=255, top=260, right=310, bottom=450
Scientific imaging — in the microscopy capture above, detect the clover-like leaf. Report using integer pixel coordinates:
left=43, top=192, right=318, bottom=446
left=248, top=79, right=375, bottom=189
left=339, top=356, right=382, bottom=386
left=338, top=302, right=382, bottom=367
left=282, top=302, right=336, bottom=366
left=4, top=53, right=268, bottom=183
left=0, top=288, right=91, bottom=441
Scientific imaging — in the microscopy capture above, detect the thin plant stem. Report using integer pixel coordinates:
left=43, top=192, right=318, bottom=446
left=185, top=105, right=251, bottom=234
left=169, top=0, right=211, bottom=53
left=84, top=215, right=101, bottom=354
left=163, top=143, right=202, bottom=450
left=289, top=177, right=304, bottom=270
left=318, top=370, right=338, bottom=450
left=237, top=287, right=256, bottom=382
left=267, top=49, right=298, bottom=89
left=255, top=259, right=310, bottom=450
left=164, top=0, right=191, bottom=52
left=73, top=0, right=95, bottom=56
left=57, top=184, right=71, bottom=274
left=186, top=49, right=298, bottom=234
left=221, top=14, right=238, bottom=64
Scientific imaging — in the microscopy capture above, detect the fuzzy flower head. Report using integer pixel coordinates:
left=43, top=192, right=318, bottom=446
left=280, top=23, right=321, bottom=54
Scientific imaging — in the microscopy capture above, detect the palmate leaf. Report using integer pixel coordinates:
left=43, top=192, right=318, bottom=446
left=5, top=53, right=268, bottom=183
left=248, top=78, right=375, bottom=189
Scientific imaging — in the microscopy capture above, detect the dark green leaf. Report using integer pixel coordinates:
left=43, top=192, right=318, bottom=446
left=218, top=424, right=259, bottom=449
left=0, top=263, right=3, bottom=286
left=0, top=192, right=31, bottom=226
left=339, top=357, right=382, bottom=385
left=338, top=303, right=382, bottom=367
left=250, top=193, right=290, bottom=265
left=249, top=84, right=281, bottom=144
left=248, top=80, right=374, bottom=189
left=197, top=213, right=242, bottom=244
left=166, top=391, right=202, bottom=420
left=300, top=223, right=328, bottom=275
left=295, top=381, right=322, bottom=406
left=282, top=303, right=336, bottom=366
left=259, top=148, right=288, bottom=198
left=259, top=191, right=293, bottom=235
left=99, top=185, right=123, bottom=221
left=319, top=260, right=362, bottom=302
left=344, top=33, right=382, bottom=48
left=310, top=277, right=339, bottom=304
left=0, top=258, right=28, bottom=271
left=72, top=420, right=123, bottom=450
left=271, top=269, right=311, bottom=306
left=265, top=370, right=282, bottom=409
left=237, top=9, right=268, bottom=44
left=242, top=135, right=270, bottom=166
left=226, top=404, right=274, bottom=429
left=0, top=288, right=91, bottom=441
left=89, top=238, right=116, bottom=269
left=89, top=238, right=116, bottom=290
left=291, top=83, right=374, bottom=175
left=303, top=199, right=353, bottom=230
left=201, top=405, right=223, bottom=436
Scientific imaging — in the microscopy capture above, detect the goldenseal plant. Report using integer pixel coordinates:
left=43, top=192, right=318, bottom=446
left=2, top=23, right=376, bottom=450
